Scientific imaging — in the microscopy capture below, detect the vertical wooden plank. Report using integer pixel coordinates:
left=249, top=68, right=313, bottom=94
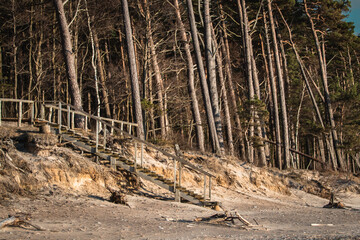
left=85, top=116, right=88, bottom=131
left=58, top=102, right=62, bottom=130
left=40, top=104, right=45, bottom=119
left=18, top=101, right=22, bottom=127
left=134, top=142, right=137, bottom=172
left=67, top=105, right=71, bottom=129
left=111, top=120, right=114, bottom=135
left=71, top=111, right=75, bottom=129
left=179, top=162, right=182, bottom=187
left=120, top=122, right=124, bottom=136
left=203, top=174, right=207, bottom=200
left=103, top=124, right=107, bottom=147
left=96, top=119, right=99, bottom=153
left=209, top=176, right=212, bottom=201
left=173, top=158, right=177, bottom=191
left=140, top=143, right=144, bottom=167
left=48, top=107, right=52, bottom=122
left=129, top=125, right=132, bottom=135
left=30, top=103, right=35, bottom=125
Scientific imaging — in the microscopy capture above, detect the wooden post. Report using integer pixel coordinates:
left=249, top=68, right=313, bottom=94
left=140, top=143, right=144, bottom=167
left=71, top=111, right=75, bottom=129
left=129, top=125, right=132, bottom=135
left=30, top=103, right=35, bottom=125
left=95, top=119, right=99, bottom=153
left=85, top=116, right=88, bottom=131
left=173, top=158, right=177, bottom=191
left=120, top=122, right=124, bottom=136
left=18, top=101, right=22, bottom=127
left=174, top=144, right=182, bottom=202
left=179, top=162, right=182, bottom=188
left=134, top=142, right=137, bottom=172
left=103, top=124, right=107, bottom=147
left=49, top=107, right=53, bottom=122
left=203, top=174, right=207, bottom=200
left=111, top=120, right=114, bottom=135
left=40, top=104, right=45, bottom=119
left=67, top=105, right=71, bottom=129
left=0, top=100, right=2, bottom=126
left=58, top=102, right=62, bottom=131
left=209, top=177, right=212, bottom=201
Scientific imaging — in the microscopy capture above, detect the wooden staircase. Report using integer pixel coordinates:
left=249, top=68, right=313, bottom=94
left=0, top=98, right=218, bottom=208
left=35, top=116, right=216, bottom=207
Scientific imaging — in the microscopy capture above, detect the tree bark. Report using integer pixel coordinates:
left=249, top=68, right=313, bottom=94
left=304, top=0, right=345, bottom=170
left=266, top=0, right=290, bottom=169
left=173, top=0, right=205, bottom=152
left=211, top=25, right=234, bottom=155
left=185, top=0, right=221, bottom=154
left=238, top=0, right=254, bottom=163
left=263, top=8, right=282, bottom=169
left=204, top=0, right=225, bottom=154
left=93, top=30, right=111, bottom=118
left=143, top=0, right=167, bottom=139
left=219, top=1, right=246, bottom=159
left=53, top=0, right=84, bottom=127
left=121, top=0, right=145, bottom=139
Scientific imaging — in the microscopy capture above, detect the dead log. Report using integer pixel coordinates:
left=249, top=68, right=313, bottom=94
left=0, top=215, right=45, bottom=231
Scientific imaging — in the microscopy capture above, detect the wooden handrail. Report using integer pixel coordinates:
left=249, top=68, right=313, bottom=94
left=43, top=101, right=214, bottom=178
left=0, top=98, right=35, bottom=104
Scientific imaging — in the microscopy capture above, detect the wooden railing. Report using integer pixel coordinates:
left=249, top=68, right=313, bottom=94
left=0, top=98, right=35, bottom=127
left=38, top=101, right=214, bottom=201
left=0, top=98, right=214, bottom=201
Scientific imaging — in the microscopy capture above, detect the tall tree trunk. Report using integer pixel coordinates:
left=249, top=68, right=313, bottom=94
left=219, top=2, right=246, bottom=159
left=93, top=30, right=111, bottom=118
left=277, top=7, right=337, bottom=168
left=185, top=0, right=221, bottom=154
left=204, top=0, right=225, bottom=154
left=266, top=0, right=290, bottom=169
left=263, top=8, right=282, bottom=169
left=211, top=25, right=234, bottom=155
left=304, top=0, right=345, bottom=171
left=238, top=0, right=254, bottom=163
left=121, top=0, right=145, bottom=139
left=85, top=1, right=101, bottom=119
left=11, top=0, right=17, bottom=99
left=143, top=0, right=167, bottom=139
left=53, top=0, right=84, bottom=127
left=173, top=0, right=205, bottom=152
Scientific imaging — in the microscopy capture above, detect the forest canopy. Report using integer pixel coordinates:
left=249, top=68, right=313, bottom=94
left=1, top=0, right=359, bottom=173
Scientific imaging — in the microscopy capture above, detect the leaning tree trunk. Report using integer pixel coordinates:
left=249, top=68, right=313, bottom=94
left=185, top=0, right=221, bottom=154
left=121, top=0, right=145, bottom=140
left=53, top=0, right=84, bottom=127
left=93, top=30, right=111, bottom=118
left=263, top=8, right=282, bottom=169
left=277, top=7, right=338, bottom=168
left=173, top=0, right=205, bottom=152
left=204, top=0, right=225, bottom=154
left=144, top=0, right=167, bottom=139
left=219, top=1, right=246, bottom=160
left=266, top=0, right=290, bottom=169
left=304, top=0, right=345, bottom=171
left=210, top=24, right=234, bottom=155
left=238, top=0, right=254, bottom=163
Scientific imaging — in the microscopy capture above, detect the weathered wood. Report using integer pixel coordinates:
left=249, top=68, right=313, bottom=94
left=18, top=101, right=22, bottom=127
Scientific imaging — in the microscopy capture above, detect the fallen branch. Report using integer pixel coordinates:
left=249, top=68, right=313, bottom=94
left=0, top=149, right=26, bottom=174
left=0, top=215, right=45, bottom=231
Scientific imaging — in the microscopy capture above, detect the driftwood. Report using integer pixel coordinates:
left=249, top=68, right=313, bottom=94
left=323, top=193, right=345, bottom=209
left=0, top=215, right=45, bottom=231
left=194, top=211, right=259, bottom=229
